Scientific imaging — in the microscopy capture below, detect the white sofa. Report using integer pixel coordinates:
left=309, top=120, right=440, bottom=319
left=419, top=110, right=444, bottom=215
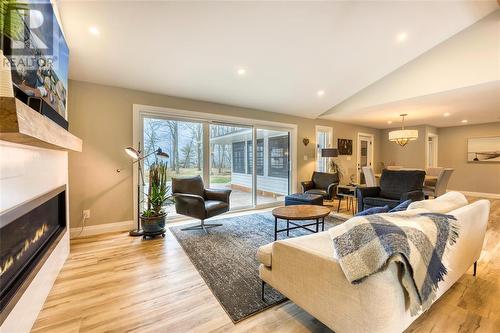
left=257, top=192, right=490, bottom=333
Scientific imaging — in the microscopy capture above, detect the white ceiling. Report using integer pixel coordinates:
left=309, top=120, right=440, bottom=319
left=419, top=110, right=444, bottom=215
left=322, top=80, right=500, bottom=129
left=59, top=1, right=499, bottom=119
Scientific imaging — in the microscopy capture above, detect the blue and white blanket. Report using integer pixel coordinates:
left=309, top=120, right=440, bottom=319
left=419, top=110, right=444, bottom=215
left=329, top=209, right=459, bottom=314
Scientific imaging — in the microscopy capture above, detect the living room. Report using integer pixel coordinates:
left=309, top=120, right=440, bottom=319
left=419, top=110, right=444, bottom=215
left=0, top=1, right=499, bottom=333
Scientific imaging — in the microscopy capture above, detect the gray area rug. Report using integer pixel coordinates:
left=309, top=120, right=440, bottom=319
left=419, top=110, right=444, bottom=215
left=170, top=211, right=346, bottom=323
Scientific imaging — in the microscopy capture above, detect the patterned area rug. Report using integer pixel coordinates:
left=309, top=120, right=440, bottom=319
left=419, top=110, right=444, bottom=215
left=170, top=211, right=346, bottom=323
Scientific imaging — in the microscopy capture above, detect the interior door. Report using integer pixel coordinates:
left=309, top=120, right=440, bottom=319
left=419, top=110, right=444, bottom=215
left=357, top=135, right=373, bottom=184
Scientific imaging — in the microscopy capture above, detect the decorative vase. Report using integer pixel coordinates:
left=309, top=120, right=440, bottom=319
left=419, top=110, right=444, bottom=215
left=140, top=212, right=167, bottom=238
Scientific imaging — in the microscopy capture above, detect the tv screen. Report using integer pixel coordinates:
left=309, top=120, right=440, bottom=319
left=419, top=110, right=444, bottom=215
left=3, top=0, right=69, bottom=119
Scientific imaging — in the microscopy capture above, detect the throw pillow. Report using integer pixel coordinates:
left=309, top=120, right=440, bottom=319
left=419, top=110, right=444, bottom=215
left=356, top=205, right=389, bottom=216
left=389, top=199, right=412, bottom=213
left=407, top=191, right=468, bottom=213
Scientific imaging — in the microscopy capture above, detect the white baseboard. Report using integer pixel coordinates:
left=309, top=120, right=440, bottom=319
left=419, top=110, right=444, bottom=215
left=70, top=220, right=135, bottom=238
left=453, top=190, right=500, bottom=199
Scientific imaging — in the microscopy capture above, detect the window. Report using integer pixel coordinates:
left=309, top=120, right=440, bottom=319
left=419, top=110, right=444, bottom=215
left=247, top=139, right=264, bottom=175
left=232, top=141, right=245, bottom=173
left=268, top=135, right=289, bottom=178
left=316, top=126, right=332, bottom=172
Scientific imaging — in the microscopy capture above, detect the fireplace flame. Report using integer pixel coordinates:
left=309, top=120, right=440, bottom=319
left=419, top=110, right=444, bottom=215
left=0, top=223, right=50, bottom=277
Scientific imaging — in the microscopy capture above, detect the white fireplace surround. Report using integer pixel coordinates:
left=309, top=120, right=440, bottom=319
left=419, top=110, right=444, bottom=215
left=0, top=141, right=70, bottom=333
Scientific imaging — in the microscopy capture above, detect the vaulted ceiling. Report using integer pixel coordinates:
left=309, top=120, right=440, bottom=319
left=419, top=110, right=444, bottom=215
left=59, top=1, right=499, bottom=125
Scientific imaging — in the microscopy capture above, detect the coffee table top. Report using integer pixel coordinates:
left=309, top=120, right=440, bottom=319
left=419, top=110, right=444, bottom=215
left=272, top=205, right=331, bottom=220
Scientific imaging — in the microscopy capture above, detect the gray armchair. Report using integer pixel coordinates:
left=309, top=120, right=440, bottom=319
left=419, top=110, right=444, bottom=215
left=172, top=176, right=231, bottom=232
left=301, top=171, right=339, bottom=200
left=356, top=169, right=425, bottom=212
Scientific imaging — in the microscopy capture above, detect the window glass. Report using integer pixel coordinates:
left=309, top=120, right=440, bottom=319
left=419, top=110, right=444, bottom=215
left=268, top=135, right=289, bottom=178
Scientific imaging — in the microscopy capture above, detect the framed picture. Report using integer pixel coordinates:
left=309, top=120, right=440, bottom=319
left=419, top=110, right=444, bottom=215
left=467, top=137, right=500, bottom=162
left=338, top=139, right=352, bottom=155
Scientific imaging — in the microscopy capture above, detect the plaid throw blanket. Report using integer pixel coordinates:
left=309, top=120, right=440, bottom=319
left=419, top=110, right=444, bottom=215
left=329, top=209, right=459, bottom=314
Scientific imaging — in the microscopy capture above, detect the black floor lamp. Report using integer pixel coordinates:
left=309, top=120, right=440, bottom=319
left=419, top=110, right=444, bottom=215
left=117, top=143, right=169, bottom=237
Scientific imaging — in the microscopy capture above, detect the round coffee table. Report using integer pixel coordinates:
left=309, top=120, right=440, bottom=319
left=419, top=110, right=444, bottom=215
left=271, top=205, right=331, bottom=240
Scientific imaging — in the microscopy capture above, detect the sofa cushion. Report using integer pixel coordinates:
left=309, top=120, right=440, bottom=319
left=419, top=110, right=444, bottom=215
left=363, top=196, right=400, bottom=209
left=257, top=243, right=273, bottom=267
left=205, top=200, right=229, bottom=218
left=389, top=199, right=412, bottom=213
left=356, top=205, right=389, bottom=216
left=408, top=191, right=468, bottom=213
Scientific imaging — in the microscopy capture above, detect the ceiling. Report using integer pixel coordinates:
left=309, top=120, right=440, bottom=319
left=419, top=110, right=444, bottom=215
left=59, top=1, right=499, bottom=119
left=321, top=80, right=500, bottom=129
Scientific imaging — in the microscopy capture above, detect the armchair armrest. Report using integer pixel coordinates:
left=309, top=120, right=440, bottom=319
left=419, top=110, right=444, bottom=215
left=327, top=182, right=339, bottom=200
left=356, top=186, right=380, bottom=212
left=205, top=188, right=232, bottom=204
left=173, top=193, right=206, bottom=219
left=401, top=190, right=424, bottom=202
left=301, top=181, right=314, bottom=192
left=356, top=186, right=380, bottom=199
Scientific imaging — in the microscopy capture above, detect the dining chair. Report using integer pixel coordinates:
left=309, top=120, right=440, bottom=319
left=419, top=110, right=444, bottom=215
left=362, top=166, right=377, bottom=187
left=424, top=168, right=454, bottom=198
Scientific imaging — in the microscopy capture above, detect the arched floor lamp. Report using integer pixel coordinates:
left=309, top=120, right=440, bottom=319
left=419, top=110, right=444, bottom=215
left=117, top=143, right=169, bottom=236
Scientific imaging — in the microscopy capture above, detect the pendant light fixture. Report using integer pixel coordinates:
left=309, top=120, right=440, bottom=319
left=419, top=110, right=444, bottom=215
left=388, top=114, right=418, bottom=147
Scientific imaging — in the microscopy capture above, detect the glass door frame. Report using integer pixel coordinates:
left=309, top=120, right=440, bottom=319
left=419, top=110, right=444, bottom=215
left=133, top=104, right=298, bottom=222
left=356, top=132, right=374, bottom=184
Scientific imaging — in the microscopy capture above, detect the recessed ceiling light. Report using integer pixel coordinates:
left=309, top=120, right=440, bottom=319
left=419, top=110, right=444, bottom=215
left=237, top=68, right=246, bottom=76
left=387, top=120, right=393, bottom=124
left=461, top=119, right=468, bottom=123
left=396, top=32, right=408, bottom=43
left=89, top=26, right=100, bottom=35
left=443, top=112, right=450, bottom=117
left=317, top=90, right=325, bottom=97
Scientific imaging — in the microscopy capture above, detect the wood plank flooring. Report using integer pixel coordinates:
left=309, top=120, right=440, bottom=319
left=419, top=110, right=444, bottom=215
left=31, top=197, right=499, bottom=333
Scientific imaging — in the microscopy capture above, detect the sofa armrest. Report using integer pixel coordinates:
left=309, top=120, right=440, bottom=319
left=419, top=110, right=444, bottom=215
left=301, top=181, right=314, bottom=192
left=401, top=190, right=424, bottom=202
left=205, top=188, right=232, bottom=204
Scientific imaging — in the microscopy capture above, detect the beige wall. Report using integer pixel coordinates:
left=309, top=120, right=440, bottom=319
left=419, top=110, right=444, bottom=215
left=438, top=122, right=500, bottom=194
left=379, top=122, right=500, bottom=194
left=68, top=80, right=380, bottom=227
left=379, top=125, right=427, bottom=169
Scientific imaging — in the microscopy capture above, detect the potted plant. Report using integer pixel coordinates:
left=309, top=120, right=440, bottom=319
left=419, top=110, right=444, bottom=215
left=140, top=161, right=173, bottom=238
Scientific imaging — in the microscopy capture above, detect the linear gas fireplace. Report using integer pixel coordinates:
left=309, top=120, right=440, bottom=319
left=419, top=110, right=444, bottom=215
left=0, top=186, right=66, bottom=323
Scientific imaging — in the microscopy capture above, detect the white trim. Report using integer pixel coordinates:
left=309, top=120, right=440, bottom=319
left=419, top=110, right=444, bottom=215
left=425, top=132, right=439, bottom=168
left=356, top=132, right=375, bottom=184
left=132, top=104, right=298, bottom=213
left=70, top=220, right=135, bottom=238
left=451, top=190, right=500, bottom=199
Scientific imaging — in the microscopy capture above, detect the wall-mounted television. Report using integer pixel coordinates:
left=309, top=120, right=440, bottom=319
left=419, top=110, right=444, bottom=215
left=2, top=0, right=69, bottom=128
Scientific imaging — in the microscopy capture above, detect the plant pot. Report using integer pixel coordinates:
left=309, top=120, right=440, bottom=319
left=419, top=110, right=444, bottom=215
left=140, top=212, right=167, bottom=237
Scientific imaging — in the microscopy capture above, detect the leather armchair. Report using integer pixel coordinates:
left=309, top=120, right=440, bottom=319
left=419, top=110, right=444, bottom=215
left=172, top=176, right=231, bottom=232
left=301, top=171, right=339, bottom=200
left=357, top=169, right=425, bottom=212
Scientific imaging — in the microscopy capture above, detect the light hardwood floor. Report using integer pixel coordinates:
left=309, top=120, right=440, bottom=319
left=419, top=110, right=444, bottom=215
left=31, top=198, right=499, bottom=333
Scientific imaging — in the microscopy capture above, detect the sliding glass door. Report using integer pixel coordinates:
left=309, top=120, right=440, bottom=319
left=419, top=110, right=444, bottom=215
left=141, top=114, right=293, bottom=219
left=143, top=116, right=204, bottom=216
left=256, top=128, right=290, bottom=205
left=209, top=124, right=253, bottom=210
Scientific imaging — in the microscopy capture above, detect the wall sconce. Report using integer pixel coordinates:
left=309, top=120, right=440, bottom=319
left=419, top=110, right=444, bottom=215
left=302, top=138, right=310, bottom=146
